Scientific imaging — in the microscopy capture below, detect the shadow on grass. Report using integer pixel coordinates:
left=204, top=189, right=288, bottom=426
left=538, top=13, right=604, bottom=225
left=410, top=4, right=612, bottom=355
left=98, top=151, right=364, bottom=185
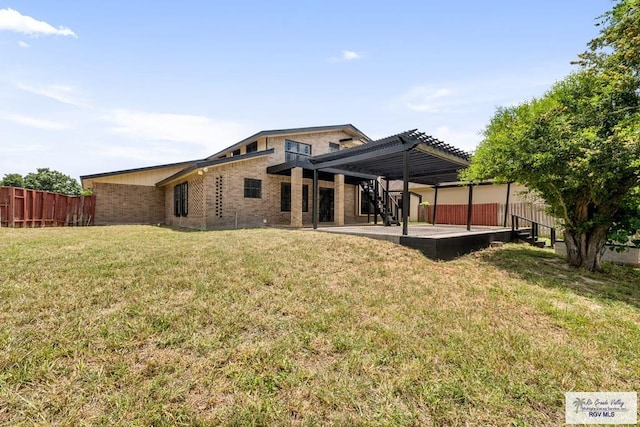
left=477, top=245, right=640, bottom=309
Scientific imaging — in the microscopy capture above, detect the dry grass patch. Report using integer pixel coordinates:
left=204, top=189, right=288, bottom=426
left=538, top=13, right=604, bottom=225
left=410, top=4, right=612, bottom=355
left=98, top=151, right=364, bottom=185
left=0, top=226, right=639, bottom=426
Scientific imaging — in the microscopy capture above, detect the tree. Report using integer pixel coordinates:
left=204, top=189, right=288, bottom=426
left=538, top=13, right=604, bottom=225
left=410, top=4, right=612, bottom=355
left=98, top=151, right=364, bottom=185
left=462, top=70, right=640, bottom=271
left=23, top=168, right=83, bottom=196
left=0, top=173, right=24, bottom=187
left=461, top=0, right=640, bottom=271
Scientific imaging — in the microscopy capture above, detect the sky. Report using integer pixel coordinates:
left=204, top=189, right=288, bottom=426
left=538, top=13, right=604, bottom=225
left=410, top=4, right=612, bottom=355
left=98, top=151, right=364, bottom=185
left=0, top=0, right=613, bottom=181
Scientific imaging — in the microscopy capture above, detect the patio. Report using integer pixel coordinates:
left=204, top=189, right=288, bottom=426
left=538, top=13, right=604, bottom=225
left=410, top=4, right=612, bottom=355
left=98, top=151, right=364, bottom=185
left=310, top=223, right=513, bottom=260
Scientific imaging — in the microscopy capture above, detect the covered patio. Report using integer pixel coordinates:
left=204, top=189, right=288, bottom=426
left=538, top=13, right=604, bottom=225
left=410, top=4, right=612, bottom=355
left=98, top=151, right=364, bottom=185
left=305, top=129, right=513, bottom=259
left=308, top=129, right=471, bottom=234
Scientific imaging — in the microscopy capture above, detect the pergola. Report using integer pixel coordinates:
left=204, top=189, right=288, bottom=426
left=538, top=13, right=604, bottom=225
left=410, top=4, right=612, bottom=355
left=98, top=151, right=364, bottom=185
left=307, top=129, right=472, bottom=235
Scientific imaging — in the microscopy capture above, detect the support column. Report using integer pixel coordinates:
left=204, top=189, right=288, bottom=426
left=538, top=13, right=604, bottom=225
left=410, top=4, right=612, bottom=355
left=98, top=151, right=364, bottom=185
left=503, top=182, right=512, bottom=227
left=402, top=150, right=410, bottom=236
left=312, top=169, right=319, bottom=229
left=334, top=174, right=345, bottom=226
left=290, top=167, right=303, bottom=228
left=466, top=184, right=474, bottom=231
left=385, top=178, right=390, bottom=226
left=432, top=185, right=439, bottom=225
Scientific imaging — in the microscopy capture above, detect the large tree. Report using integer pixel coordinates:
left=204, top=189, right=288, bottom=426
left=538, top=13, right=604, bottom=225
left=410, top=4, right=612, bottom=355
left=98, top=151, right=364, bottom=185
left=0, top=173, right=24, bottom=187
left=23, top=168, right=83, bottom=196
left=462, top=0, right=640, bottom=271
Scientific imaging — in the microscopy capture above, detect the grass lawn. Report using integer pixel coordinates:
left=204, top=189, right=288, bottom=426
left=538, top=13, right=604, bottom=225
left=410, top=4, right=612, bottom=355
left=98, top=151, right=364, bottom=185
left=1, top=225, right=639, bottom=426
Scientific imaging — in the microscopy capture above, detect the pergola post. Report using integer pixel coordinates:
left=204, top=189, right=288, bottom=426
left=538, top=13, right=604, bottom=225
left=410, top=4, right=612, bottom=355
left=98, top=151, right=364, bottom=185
left=466, top=184, right=473, bottom=231
left=385, top=178, right=390, bottom=226
left=432, top=185, right=439, bottom=225
left=503, top=181, right=511, bottom=227
left=402, top=150, right=409, bottom=236
left=312, top=169, right=319, bottom=229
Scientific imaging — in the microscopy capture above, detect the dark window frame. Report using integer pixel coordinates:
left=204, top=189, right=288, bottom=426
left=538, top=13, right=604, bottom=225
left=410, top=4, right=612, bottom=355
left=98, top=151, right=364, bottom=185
left=329, top=142, right=340, bottom=153
left=232, top=148, right=241, bottom=156
left=285, top=139, right=312, bottom=162
left=174, top=182, right=189, bottom=217
left=246, top=141, right=258, bottom=153
left=281, top=182, right=309, bottom=212
left=360, top=190, right=375, bottom=216
left=244, top=178, right=262, bottom=198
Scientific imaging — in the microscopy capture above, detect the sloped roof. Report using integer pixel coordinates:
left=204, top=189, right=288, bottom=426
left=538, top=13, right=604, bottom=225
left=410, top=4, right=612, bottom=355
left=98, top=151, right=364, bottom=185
left=80, top=159, right=199, bottom=182
left=205, top=124, right=369, bottom=160
left=308, top=129, right=470, bottom=185
left=156, top=149, right=274, bottom=186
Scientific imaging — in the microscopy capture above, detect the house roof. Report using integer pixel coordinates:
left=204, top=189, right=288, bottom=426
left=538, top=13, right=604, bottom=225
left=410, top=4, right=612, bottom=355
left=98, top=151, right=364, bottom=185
left=155, top=149, right=275, bottom=186
left=308, top=129, right=470, bottom=185
left=79, top=159, right=199, bottom=182
left=205, top=124, right=370, bottom=161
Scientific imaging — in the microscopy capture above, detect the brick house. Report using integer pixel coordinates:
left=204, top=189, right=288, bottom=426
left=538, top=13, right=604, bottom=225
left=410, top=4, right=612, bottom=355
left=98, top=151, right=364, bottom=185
left=81, top=124, right=472, bottom=231
left=81, top=124, right=377, bottom=229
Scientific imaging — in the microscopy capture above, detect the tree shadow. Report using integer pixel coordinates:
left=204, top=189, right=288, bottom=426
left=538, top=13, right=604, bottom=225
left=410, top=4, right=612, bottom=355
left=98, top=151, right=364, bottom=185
left=477, top=246, right=640, bottom=309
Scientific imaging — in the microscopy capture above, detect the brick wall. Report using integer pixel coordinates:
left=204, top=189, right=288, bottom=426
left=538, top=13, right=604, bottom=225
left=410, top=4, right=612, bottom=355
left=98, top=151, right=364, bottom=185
left=93, top=182, right=164, bottom=225
left=164, top=175, right=206, bottom=229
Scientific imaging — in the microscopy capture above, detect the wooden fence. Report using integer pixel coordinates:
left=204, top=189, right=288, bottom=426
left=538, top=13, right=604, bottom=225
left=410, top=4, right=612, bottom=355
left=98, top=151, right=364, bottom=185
left=422, top=203, right=499, bottom=226
left=420, top=202, right=557, bottom=234
left=0, top=186, right=95, bottom=228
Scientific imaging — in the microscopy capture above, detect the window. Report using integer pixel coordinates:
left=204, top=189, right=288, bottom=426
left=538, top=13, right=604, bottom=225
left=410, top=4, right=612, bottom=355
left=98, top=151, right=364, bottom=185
left=246, top=141, right=258, bottom=153
left=285, top=139, right=312, bottom=162
left=360, top=190, right=375, bottom=215
left=244, top=178, right=262, bottom=198
left=281, top=182, right=309, bottom=212
left=302, top=185, right=309, bottom=212
left=281, top=183, right=290, bottom=211
left=329, top=142, right=340, bottom=153
left=232, top=148, right=241, bottom=156
left=174, top=182, right=188, bottom=217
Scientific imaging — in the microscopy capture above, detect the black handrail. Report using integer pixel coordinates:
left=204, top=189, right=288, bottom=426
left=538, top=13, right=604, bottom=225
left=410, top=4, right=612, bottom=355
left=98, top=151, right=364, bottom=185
left=511, top=214, right=557, bottom=248
left=359, top=180, right=400, bottom=226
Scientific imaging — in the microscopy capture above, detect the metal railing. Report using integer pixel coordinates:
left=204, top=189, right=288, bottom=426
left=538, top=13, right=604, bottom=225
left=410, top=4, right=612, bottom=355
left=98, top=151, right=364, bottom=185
left=512, top=214, right=557, bottom=248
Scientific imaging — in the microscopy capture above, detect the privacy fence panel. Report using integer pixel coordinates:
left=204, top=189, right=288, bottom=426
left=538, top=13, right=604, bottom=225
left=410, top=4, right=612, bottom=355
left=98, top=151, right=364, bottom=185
left=424, top=203, right=499, bottom=226
left=0, top=187, right=95, bottom=228
left=421, top=202, right=557, bottom=233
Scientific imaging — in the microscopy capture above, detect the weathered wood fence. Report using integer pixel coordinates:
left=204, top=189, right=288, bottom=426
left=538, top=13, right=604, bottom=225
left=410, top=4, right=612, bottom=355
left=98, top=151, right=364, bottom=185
left=0, top=187, right=95, bottom=228
left=420, top=202, right=556, bottom=231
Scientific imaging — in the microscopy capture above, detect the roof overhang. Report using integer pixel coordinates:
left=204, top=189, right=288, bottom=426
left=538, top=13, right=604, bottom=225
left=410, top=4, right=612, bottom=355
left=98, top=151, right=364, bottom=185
left=307, top=130, right=470, bottom=185
left=156, top=148, right=275, bottom=187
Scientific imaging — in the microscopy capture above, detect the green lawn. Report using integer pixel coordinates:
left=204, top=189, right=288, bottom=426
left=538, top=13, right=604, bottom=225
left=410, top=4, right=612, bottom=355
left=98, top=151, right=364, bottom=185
left=1, top=225, right=638, bottom=426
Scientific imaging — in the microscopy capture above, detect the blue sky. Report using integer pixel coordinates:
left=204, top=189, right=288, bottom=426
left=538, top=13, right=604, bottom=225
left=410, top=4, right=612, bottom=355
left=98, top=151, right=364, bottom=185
left=0, top=1, right=612, bottom=181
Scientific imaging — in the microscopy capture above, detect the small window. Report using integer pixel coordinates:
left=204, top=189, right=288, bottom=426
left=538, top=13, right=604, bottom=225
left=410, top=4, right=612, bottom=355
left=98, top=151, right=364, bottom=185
left=302, top=184, right=309, bottom=212
left=281, top=182, right=309, bottom=212
left=232, top=148, right=241, bottom=156
left=244, top=178, right=262, bottom=198
left=281, top=182, right=291, bottom=212
left=329, top=142, right=340, bottom=153
left=174, top=182, right=188, bottom=217
left=246, top=141, right=258, bottom=153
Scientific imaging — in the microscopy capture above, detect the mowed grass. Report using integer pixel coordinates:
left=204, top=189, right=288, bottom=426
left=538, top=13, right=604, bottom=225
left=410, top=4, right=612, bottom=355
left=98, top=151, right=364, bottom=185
left=0, top=226, right=639, bottom=426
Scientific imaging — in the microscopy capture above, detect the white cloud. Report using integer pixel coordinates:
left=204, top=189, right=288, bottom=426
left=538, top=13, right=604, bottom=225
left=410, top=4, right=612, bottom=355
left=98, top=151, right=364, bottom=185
left=431, top=126, right=481, bottom=152
left=0, top=113, right=69, bottom=130
left=106, top=110, right=245, bottom=148
left=17, top=83, right=87, bottom=107
left=342, top=50, right=362, bottom=60
left=0, top=8, right=76, bottom=38
left=0, top=143, right=45, bottom=152
left=18, top=40, right=30, bottom=48
left=330, top=50, right=364, bottom=62
left=402, top=86, right=455, bottom=113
